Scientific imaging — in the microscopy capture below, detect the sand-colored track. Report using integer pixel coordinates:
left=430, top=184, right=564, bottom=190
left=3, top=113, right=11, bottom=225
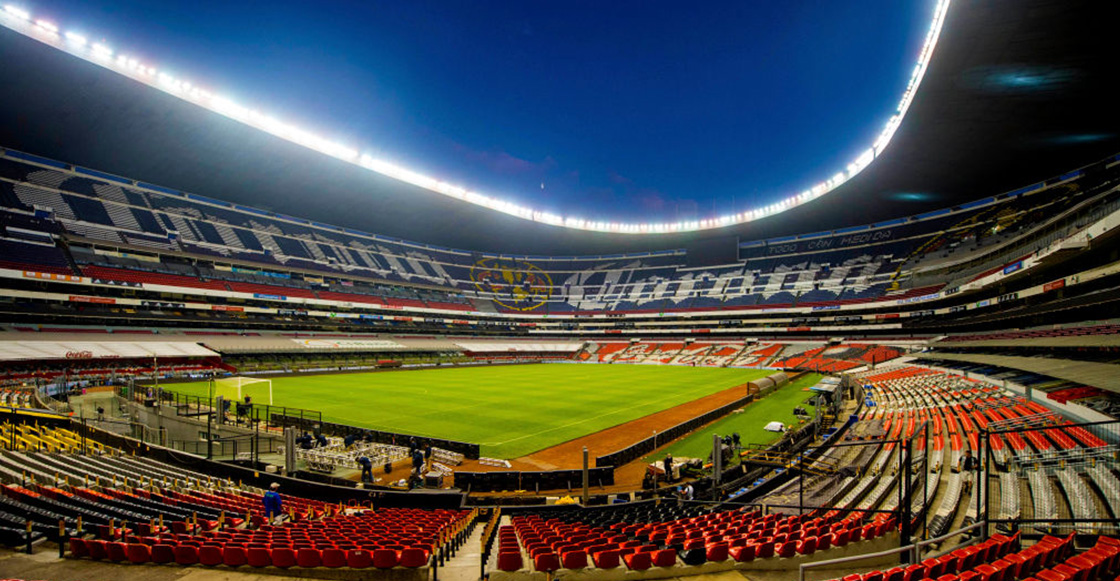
left=455, top=383, right=753, bottom=492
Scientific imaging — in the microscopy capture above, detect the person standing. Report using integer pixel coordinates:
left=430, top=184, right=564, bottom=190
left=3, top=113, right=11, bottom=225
left=263, top=482, right=283, bottom=525
left=959, top=449, right=979, bottom=494
left=423, top=442, right=433, bottom=472
left=663, top=453, right=674, bottom=484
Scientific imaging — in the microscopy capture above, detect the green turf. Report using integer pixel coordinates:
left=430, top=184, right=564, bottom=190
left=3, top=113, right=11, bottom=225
left=167, top=364, right=772, bottom=459
left=643, top=373, right=823, bottom=462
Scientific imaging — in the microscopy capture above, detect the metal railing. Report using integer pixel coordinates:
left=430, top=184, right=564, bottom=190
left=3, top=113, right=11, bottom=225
left=171, top=435, right=281, bottom=459
left=798, top=521, right=986, bottom=581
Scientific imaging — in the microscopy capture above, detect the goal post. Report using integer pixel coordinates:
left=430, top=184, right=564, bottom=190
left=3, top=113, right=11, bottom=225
left=212, top=376, right=273, bottom=405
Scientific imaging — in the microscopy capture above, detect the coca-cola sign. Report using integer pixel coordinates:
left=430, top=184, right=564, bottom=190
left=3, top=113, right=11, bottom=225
left=65, top=350, right=94, bottom=359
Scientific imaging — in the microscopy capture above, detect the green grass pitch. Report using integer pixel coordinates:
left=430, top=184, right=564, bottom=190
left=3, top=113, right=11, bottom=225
left=167, top=364, right=773, bottom=459
left=644, top=373, right=823, bottom=462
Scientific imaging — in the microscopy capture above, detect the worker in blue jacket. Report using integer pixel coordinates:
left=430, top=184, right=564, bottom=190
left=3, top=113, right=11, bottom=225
left=263, top=482, right=283, bottom=525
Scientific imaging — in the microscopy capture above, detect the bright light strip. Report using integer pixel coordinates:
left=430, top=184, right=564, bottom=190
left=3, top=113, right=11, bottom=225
left=3, top=4, right=29, bottom=20
left=0, top=1, right=951, bottom=234
left=32, top=17, right=54, bottom=33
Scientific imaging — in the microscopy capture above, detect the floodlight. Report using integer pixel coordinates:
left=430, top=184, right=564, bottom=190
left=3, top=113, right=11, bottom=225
left=0, top=0, right=952, bottom=233
left=3, top=5, right=30, bottom=20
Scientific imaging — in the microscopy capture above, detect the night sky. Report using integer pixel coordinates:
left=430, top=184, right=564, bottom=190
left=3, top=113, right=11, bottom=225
left=16, top=0, right=934, bottom=224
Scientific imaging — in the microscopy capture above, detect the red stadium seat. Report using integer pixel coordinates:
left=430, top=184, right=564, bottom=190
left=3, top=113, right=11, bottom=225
left=399, top=548, right=428, bottom=568
left=346, top=549, right=372, bottom=568
left=271, top=547, right=296, bottom=568
left=561, top=549, right=587, bottom=569
left=198, top=545, right=223, bottom=566
left=297, top=547, right=322, bottom=568
left=68, top=538, right=89, bottom=558
left=125, top=543, right=151, bottom=564
left=320, top=548, right=346, bottom=568
left=592, top=549, right=620, bottom=569
left=151, top=544, right=175, bottom=564
left=497, top=551, right=523, bottom=571
left=534, top=552, right=560, bottom=572
left=246, top=547, right=271, bottom=567
left=223, top=546, right=248, bottom=567
left=173, top=545, right=199, bottom=565
left=706, top=542, right=729, bottom=562
left=623, top=551, right=652, bottom=570
left=652, top=549, right=676, bottom=567
left=730, top=543, right=756, bottom=562
left=106, top=541, right=128, bottom=562
left=373, top=548, right=398, bottom=569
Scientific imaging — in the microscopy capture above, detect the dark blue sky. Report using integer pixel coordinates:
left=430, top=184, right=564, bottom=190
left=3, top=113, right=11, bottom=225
left=29, top=0, right=934, bottom=223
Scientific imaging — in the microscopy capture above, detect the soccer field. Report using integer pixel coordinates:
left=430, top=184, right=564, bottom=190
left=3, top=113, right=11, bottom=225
left=168, top=364, right=771, bottom=459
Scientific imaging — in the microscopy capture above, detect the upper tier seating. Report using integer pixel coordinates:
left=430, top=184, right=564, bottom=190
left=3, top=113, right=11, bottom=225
left=80, top=265, right=229, bottom=291
left=943, top=324, right=1120, bottom=342
left=7, top=147, right=1113, bottom=315
left=0, top=238, right=74, bottom=275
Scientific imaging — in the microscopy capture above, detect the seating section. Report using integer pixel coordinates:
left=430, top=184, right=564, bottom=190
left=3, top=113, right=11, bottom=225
left=66, top=507, right=470, bottom=569
left=493, top=502, right=896, bottom=574
left=6, top=148, right=1112, bottom=316
left=844, top=362, right=1120, bottom=538
left=943, top=324, right=1120, bottom=342
left=0, top=389, right=32, bottom=408
left=1, top=358, right=224, bottom=388
left=825, top=533, right=1120, bottom=581
left=775, top=344, right=903, bottom=372
left=0, top=238, right=74, bottom=275
left=0, top=423, right=107, bottom=455
left=0, top=422, right=471, bottom=569
left=575, top=341, right=903, bottom=370
left=81, top=265, right=229, bottom=291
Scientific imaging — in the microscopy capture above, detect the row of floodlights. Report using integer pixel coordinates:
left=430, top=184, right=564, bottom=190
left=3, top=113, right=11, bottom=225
left=1, top=1, right=950, bottom=234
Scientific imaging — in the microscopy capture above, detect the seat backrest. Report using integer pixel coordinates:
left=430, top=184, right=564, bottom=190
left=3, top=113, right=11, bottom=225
left=652, top=549, right=676, bottom=567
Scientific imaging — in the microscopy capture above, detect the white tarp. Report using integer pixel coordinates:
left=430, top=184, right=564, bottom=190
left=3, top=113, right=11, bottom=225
left=764, top=421, right=787, bottom=433
left=453, top=342, right=583, bottom=352
left=0, top=341, right=218, bottom=361
left=291, top=339, right=405, bottom=350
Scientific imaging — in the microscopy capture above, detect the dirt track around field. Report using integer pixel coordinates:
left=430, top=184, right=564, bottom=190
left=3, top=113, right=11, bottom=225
left=455, top=382, right=753, bottom=491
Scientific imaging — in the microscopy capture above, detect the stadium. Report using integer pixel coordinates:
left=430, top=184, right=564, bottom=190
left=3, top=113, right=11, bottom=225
left=1, top=1, right=1119, bottom=580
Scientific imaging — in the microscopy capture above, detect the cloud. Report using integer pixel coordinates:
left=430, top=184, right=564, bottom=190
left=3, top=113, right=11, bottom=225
left=637, top=188, right=667, bottom=212
left=457, top=145, right=557, bottom=176
left=607, top=170, right=633, bottom=185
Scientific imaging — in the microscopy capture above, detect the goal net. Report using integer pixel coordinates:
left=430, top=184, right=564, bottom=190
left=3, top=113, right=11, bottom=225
left=212, top=376, right=273, bottom=405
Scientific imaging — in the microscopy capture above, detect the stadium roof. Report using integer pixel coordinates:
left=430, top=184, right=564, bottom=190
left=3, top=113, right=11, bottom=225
left=0, top=0, right=1117, bottom=256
